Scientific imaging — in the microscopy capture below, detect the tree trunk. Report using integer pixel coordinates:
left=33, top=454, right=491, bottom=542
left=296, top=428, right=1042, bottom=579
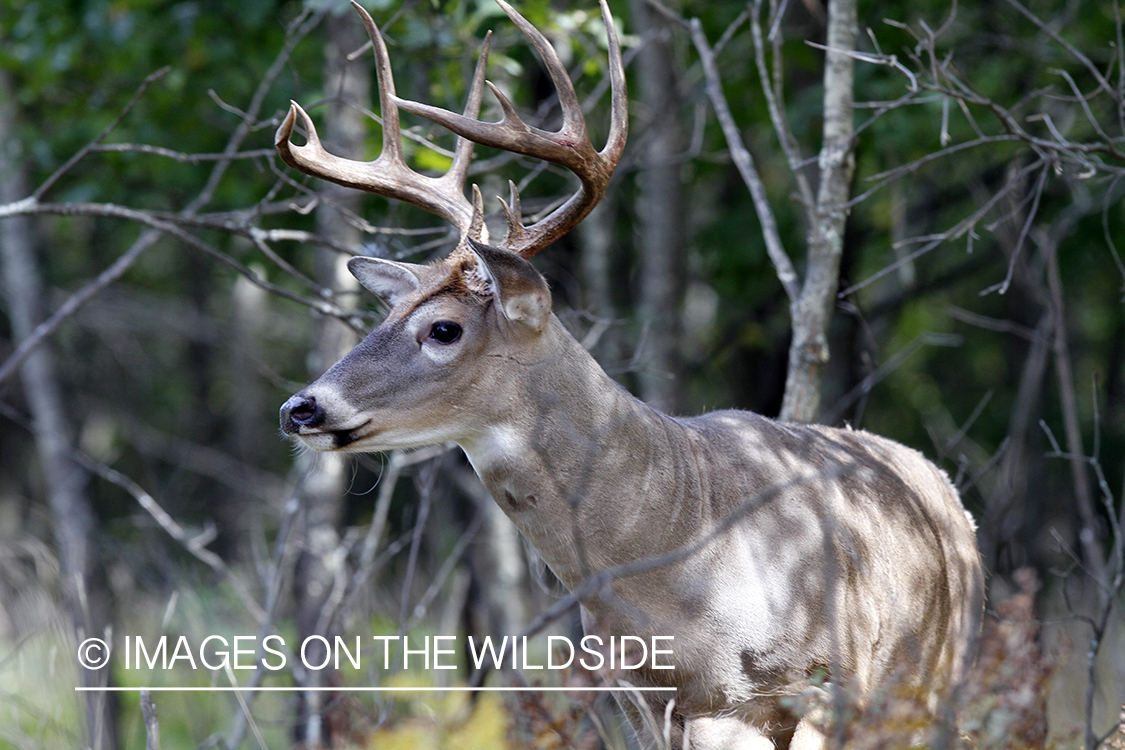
left=578, top=200, right=622, bottom=365
left=292, top=11, right=369, bottom=747
left=0, top=71, right=118, bottom=750
left=779, top=0, right=857, bottom=424
left=630, top=0, right=686, bottom=413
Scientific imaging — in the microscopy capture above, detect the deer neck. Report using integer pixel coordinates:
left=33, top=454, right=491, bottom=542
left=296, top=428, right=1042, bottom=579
left=457, top=315, right=699, bottom=590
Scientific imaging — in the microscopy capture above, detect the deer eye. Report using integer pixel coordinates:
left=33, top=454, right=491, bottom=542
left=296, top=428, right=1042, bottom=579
left=428, top=321, right=462, bottom=344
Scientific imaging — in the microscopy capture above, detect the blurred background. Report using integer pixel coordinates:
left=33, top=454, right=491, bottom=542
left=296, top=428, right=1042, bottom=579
left=1, top=0, right=1123, bottom=747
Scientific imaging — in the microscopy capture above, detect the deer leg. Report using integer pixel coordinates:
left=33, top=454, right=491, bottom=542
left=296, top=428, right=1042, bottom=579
left=683, top=716, right=774, bottom=750
left=788, top=717, right=828, bottom=750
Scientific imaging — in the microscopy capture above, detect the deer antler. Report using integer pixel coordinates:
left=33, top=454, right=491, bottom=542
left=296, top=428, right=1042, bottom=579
left=275, top=0, right=627, bottom=259
left=275, top=1, right=490, bottom=243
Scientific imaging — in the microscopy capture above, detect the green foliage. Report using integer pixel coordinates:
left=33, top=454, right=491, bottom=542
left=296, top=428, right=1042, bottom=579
left=2, top=0, right=1124, bottom=746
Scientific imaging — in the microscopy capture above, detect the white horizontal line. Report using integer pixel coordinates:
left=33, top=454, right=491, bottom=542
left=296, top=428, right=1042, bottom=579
left=76, top=686, right=677, bottom=693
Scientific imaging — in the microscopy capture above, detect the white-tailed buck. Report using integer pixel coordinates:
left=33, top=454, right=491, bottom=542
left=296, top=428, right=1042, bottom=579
left=277, top=2, right=984, bottom=747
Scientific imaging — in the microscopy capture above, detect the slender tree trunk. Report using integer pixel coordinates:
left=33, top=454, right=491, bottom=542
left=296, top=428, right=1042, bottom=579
left=578, top=200, right=621, bottom=364
left=292, top=12, right=369, bottom=747
left=449, top=463, right=529, bottom=641
left=630, top=0, right=686, bottom=413
left=779, top=0, right=857, bottom=423
left=231, top=274, right=267, bottom=465
left=1045, top=239, right=1106, bottom=590
left=0, top=71, right=118, bottom=750
left=981, top=314, right=1051, bottom=572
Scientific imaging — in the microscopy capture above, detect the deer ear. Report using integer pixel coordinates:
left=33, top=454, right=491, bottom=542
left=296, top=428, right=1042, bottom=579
left=347, top=256, right=423, bottom=306
left=467, top=239, right=552, bottom=331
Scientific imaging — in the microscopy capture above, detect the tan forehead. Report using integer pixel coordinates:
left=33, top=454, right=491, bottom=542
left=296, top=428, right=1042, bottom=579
left=383, top=252, right=488, bottom=324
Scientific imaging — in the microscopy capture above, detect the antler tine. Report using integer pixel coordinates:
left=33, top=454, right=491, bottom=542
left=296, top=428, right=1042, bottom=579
left=448, top=32, right=492, bottom=191
left=275, top=2, right=493, bottom=242
left=352, top=0, right=403, bottom=166
left=394, top=0, right=628, bottom=258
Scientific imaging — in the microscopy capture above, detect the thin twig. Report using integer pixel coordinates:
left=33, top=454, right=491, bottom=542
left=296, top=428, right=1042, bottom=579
left=34, top=67, right=172, bottom=199
left=822, top=332, right=962, bottom=425
left=1045, top=236, right=1106, bottom=594
left=751, top=0, right=814, bottom=213
left=984, top=163, right=1048, bottom=296
left=685, top=13, right=800, bottom=305
left=938, top=389, right=994, bottom=461
left=1003, top=0, right=1119, bottom=105
left=140, top=690, right=161, bottom=750
left=839, top=159, right=1044, bottom=298
left=70, top=450, right=267, bottom=623
left=404, top=510, right=485, bottom=632
left=0, top=226, right=160, bottom=387
left=88, top=144, right=276, bottom=163
left=946, top=306, right=1039, bottom=341
left=848, top=135, right=1021, bottom=209
left=222, top=491, right=303, bottom=750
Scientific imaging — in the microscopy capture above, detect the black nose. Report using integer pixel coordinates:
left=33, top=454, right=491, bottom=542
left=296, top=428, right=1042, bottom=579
left=280, top=394, right=325, bottom=433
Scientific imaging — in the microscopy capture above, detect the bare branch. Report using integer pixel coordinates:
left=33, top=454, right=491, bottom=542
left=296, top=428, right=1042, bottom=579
left=34, top=66, right=172, bottom=200
left=946, top=306, right=1039, bottom=341
left=88, top=143, right=276, bottom=163
left=751, top=0, right=814, bottom=214
left=403, top=509, right=484, bottom=632
left=982, top=164, right=1049, bottom=296
left=1044, top=237, right=1106, bottom=595
left=1003, top=0, right=1119, bottom=105
left=938, top=389, right=995, bottom=462
left=70, top=449, right=267, bottom=623
left=822, top=332, right=962, bottom=425
left=188, top=7, right=324, bottom=215
left=849, top=135, right=1022, bottom=208
left=140, top=690, right=161, bottom=750
left=0, top=226, right=159, bottom=387
left=839, top=159, right=1045, bottom=298
left=684, top=13, right=800, bottom=304
left=781, top=0, right=858, bottom=423
left=0, top=199, right=367, bottom=389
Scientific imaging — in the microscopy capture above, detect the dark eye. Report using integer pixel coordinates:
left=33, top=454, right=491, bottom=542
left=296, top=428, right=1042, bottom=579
left=428, top=321, right=462, bottom=344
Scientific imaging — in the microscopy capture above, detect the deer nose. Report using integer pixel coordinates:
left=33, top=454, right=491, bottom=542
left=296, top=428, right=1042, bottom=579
left=280, top=394, right=325, bottom=433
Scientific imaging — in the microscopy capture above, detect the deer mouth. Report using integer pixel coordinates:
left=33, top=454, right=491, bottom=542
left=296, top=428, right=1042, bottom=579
left=292, top=420, right=373, bottom=452
left=328, top=420, right=375, bottom=449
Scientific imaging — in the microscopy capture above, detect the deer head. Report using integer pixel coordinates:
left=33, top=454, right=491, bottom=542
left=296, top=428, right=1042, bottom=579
left=277, top=0, right=626, bottom=453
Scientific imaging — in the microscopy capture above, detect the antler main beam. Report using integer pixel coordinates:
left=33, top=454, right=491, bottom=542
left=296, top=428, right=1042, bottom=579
left=275, top=1, right=490, bottom=241
left=275, top=0, right=627, bottom=259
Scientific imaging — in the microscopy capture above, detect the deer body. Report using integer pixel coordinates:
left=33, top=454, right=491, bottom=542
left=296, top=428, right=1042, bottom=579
left=469, top=315, right=983, bottom=705
left=276, top=3, right=983, bottom=745
left=282, top=245, right=983, bottom=747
